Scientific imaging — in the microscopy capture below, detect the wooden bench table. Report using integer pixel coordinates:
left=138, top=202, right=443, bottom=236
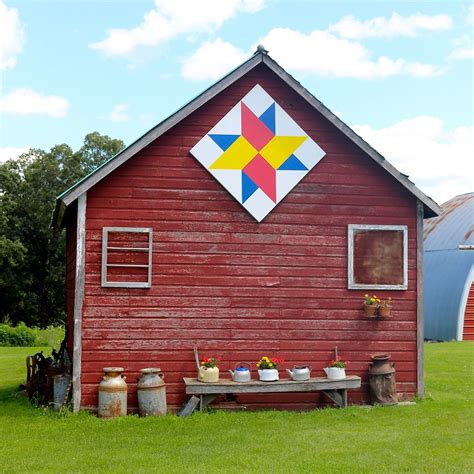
left=179, top=376, right=361, bottom=416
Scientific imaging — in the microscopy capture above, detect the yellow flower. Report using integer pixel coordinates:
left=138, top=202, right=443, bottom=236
left=268, top=363, right=273, bottom=368
left=364, top=294, right=368, bottom=298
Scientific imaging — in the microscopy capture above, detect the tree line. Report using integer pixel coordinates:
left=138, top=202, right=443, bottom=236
left=0, top=132, right=124, bottom=327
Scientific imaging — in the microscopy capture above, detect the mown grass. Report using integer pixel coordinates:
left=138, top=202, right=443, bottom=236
left=0, top=343, right=472, bottom=473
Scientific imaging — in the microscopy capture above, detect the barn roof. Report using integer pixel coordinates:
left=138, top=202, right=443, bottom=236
left=424, top=193, right=474, bottom=340
left=52, top=49, right=440, bottom=228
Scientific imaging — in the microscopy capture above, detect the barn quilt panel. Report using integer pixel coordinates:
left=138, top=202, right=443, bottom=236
left=190, top=84, right=326, bottom=221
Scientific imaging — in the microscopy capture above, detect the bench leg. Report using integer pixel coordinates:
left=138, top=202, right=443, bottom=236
left=200, top=394, right=218, bottom=411
left=322, top=389, right=347, bottom=408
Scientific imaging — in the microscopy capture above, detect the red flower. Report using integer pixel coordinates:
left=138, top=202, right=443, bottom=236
left=271, top=357, right=277, bottom=363
left=279, top=357, right=285, bottom=364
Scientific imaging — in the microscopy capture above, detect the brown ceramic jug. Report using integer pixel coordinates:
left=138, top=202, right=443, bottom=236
left=368, top=353, right=398, bottom=405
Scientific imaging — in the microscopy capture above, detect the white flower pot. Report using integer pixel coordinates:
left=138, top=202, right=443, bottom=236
left=258, top=369, right=279, bottom=382
left=324, top=367, right=346, bottom=380
left=198, top=366, right=219, bottom=383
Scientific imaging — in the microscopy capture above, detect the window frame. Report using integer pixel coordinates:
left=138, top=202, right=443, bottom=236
left=347, top=224, right=408, bottom=290
left=101, top=227, right=153, bottom=288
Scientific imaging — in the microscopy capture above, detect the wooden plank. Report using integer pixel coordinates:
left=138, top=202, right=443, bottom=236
left=72, top=192, right=87, bottom=412
left=183, top=376, right=361, bottom=395
left=416, top=199, right=424, bottom=397
left=178, top=395, right=200, bottom=417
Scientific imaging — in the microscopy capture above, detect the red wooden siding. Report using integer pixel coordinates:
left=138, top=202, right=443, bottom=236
left=463, top=283, right=474, bottom=340
left=78, top=64, right=418, bottom=410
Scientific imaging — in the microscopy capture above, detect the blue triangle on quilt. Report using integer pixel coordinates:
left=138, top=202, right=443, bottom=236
left=259, top=103, right=276, bottom=134
left=242, top=171, right=259, bottom=203
left=278, top=154, right=308, bottom=170
left=209, top=134, right=240, bottom=151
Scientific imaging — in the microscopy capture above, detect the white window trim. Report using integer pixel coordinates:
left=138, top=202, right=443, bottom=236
left=348, top=224, right=408, bottom=290
left=101, top=227, right=153, bottom=288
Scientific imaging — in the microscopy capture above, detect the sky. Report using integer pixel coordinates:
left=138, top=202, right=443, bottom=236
left=0, top=0, right=473, bottom=205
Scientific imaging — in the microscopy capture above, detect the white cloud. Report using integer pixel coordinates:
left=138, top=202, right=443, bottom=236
left=109, top=104, right=129, bottom=122
left=329, top=12, right=453, bottom=39
left=90, top=0, right=265, bottom=57
left=0, top=146, right=30, bottom=163
left=257, top=28, right=441, bottom=79
left=467, top=5, right=474, bottom=25
left=0, top=88, right=69, bottom=117
left=181, top=39, right=248, bottom=80
left=449, top=46, right=474, bottom=60
left=448, top=35, right=474, bottom=60
left=0, top=0, right=25, bottom=70
left=353, top=117, right=474, bottom=204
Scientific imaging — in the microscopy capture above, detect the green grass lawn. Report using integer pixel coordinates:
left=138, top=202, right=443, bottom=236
left=0, top=343, right=472, bottom=473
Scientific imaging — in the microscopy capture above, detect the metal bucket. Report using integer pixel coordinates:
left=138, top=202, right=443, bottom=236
left=137, top=368, right=167, bottom=416
left=98, top=367, right=127, bottom=418
left=53, top=374, right=71, bottom=411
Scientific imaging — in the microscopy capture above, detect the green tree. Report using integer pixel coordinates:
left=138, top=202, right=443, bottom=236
left=0, top=132, right=124, bottom=327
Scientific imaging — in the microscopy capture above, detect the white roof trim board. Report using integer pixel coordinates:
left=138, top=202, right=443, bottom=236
left=53, top=51, right=440, bottom=228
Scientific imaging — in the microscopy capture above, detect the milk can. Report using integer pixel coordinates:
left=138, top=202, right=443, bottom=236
left=137, top=368, right=167, bottom=416
left=98, top=367, right=128, bottom=418
left=53, top=374, right=71, bottom=411
left=368, top=354, right=398, bottom=405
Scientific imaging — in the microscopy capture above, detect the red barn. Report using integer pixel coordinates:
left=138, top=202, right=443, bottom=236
left=53, top=50, right=440, bottom=412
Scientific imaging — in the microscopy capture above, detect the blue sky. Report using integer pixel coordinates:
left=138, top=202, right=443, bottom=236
left=1, top=0, right=473, bottom=203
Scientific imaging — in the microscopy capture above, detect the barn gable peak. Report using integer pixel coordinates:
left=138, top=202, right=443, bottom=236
left=52, top=50, right=440, bottom=228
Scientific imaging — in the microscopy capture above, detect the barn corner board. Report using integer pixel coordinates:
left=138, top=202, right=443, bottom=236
left=57, top=49, right=440, bottom=412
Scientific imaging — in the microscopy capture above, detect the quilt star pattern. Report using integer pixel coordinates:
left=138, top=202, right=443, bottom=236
left=189, top=84, right=326, bottom=221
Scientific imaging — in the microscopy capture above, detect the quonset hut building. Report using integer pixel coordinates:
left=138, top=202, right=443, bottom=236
left=424, top=193, right=474, bottom=341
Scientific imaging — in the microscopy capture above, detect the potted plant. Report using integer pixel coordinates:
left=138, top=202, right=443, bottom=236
left=324, top=356, right=349, bottom=380
left=363, top=294, right=380, bottom=317
left=198, top=357, right=220, bottom=383
left=378, top=298, right=392, bottom=318
left=256, top=356, right=284, bottom=382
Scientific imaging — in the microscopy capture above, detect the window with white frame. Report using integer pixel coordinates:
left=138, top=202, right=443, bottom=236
left=348, top=224, right=408, bottom=290
left=101, top=227, right=153, bottom=288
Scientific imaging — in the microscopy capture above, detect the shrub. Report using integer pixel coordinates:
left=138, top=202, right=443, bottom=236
left=0, top=322, right=36, bottom=346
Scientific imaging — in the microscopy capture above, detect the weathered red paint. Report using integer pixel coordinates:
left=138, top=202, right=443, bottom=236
left=463, top=284, right=474, bottom=340
left=67, top=64, right=419, bottom=410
